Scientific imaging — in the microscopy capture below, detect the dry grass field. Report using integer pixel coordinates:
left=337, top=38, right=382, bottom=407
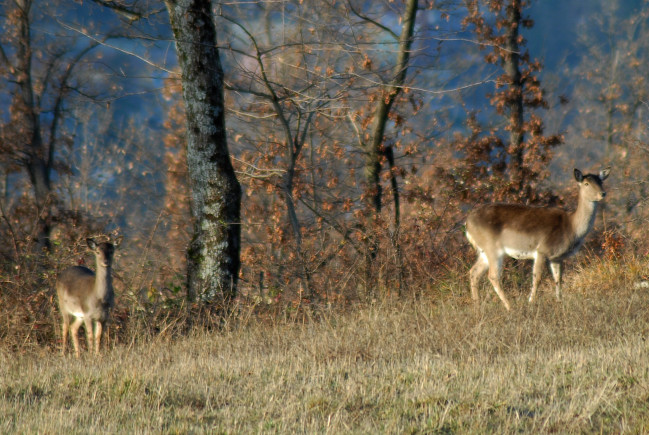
left=2, top=256, right=649, bottom=433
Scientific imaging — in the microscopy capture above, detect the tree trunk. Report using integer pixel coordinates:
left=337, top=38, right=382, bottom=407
left=362, top=0, right=418, bottom=286
left=503, top=0, right=525, bottom=192
left=385, top=145, right=405, bottom=294
left=15, top=0, right=52, bottom=251
left=165, top=0, right=242, bottom=305
left=281, top=167, right=313, bottom=300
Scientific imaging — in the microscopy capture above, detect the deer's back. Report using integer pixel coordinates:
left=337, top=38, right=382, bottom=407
left=468, top=204, right=567, bottom=233
left=467, top=204, right=573, bottom=257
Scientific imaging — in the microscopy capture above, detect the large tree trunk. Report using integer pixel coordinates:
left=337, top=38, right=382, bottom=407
left=165, top=0, right=242, bottom=304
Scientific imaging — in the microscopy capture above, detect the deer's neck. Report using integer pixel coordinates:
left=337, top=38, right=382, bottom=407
left=570, top=193, right=598, bottom=241
left=94, top=265, right=113, bottom=297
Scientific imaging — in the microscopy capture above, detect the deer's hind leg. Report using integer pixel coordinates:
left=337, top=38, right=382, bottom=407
left=70, top=317, right=84, bottom=358
left=61, top=313, right=70, bottom=355
left=528, top=253, right=547, bottom=304
left=470, top=253, right=489, bottom=302
left=486, top=252, right=511, bottom=311
left=549, top=261, right=562, bottom=300
left=83, top=317, right=95, bottom=355
left=93, top=320, right=103, bottom=355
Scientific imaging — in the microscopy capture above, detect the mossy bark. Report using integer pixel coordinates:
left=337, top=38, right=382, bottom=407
left=166, top=0, right=242, bottom=304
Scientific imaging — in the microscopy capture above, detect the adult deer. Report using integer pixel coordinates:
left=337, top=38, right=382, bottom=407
left=465, top=167, right=611, bottom=310
left=56, top=237, right=118, bottom=357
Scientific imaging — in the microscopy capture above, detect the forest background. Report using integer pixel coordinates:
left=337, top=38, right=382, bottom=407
left=1, top=0, right=649, bottom=346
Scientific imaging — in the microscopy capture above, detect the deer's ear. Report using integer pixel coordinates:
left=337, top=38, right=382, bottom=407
left=108, top=231, right=123, bottom=247
left=574, top=168, right=583, bottom=182
left=600, top=167, right=611, bottom=180
left=86, top=238, right=97, bottom=250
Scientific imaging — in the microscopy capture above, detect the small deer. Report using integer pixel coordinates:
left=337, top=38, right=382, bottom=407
left=56, top=237, right=118, bottom=357
left=466, top=167, right=611, bottom=310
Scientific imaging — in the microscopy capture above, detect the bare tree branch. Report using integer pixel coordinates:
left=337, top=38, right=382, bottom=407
left=58, top=21, right=178, bottom=75
left=347, top=0, right=399, bottom=41
left=90, top=0, right=146, bottom=22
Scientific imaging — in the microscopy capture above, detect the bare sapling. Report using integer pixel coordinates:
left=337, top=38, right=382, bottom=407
left=56, top=237, right=119, bottom=357
left=466, top=167, right=611, bottom=310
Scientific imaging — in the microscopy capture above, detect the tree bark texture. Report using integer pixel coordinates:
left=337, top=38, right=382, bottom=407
left=165, top=0, right=242, bottom=304
left=365, top=0, right=418, bottom=217
left=15, top=0, right=52, bottom=250
left=363, top=0, right=418, bottom=274
left=504, top=0, right=525, bottom=192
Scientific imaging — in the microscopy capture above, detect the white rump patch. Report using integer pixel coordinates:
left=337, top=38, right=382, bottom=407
left=634, top=281, right=649, bottom=289
left=466, top=230, right=479, bottom=251
left=62, top=302, right=84, bottom=318
left=504, top=247, right=537, bottom=260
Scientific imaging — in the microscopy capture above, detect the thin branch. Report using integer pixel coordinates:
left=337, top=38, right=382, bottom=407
left=297, top=195, right=364, bottom=256
left=90, top=0, right=146, bottom=22
left=0, top=42, right=15, bottom=73
left=347, top=0, right=399, bottom=41
left=423, top=35, right=521, bottom=55
left=347, top=113, right=365, bottom=148
left=345, top=70, right=498, bottom=95
left=221, top=13, right=295, bottom=148
left=47, top=42, right=101, bottom=171
left=58, top=21, right=178, bottom=75
left=225, top=83, right=273, bottom=101
left=231, top=156, right=286, bottom=180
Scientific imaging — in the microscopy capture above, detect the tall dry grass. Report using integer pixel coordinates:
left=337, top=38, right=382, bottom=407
left=2, top=254, right=649, bottom=433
